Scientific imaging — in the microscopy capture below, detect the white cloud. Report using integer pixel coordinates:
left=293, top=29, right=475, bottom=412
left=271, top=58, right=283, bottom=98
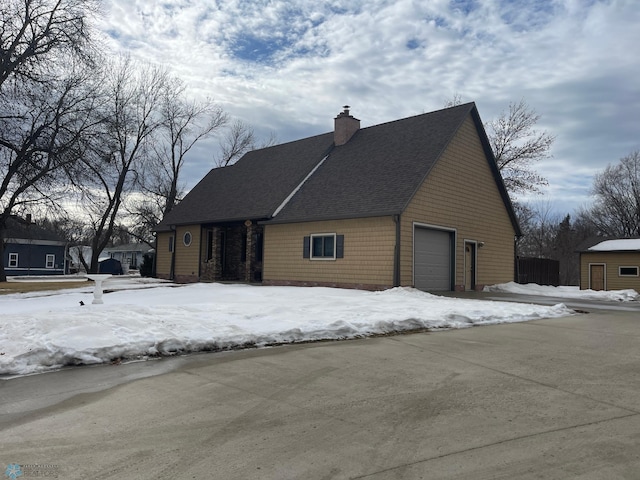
left=97, top=0, right=640, bottom=215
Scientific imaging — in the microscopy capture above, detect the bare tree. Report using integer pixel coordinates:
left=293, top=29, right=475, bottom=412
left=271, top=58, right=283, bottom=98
left=442, top=97, right=554, bottom=195
left=0, top=0, right=97, bottom=90
left=486, top=99, right=555, bottom=195
left=124, top=82, right=228, bottom=246
left=583, top=150, right=640, bottom=237
left=0, top=66, right=102, bottom=280
left=515, top=201, right=560, bottom=259
left=443, top=92, right=463, bottom=108
left=0, top=0, right=99, bottom=281
left=214, top=120, right=277, bottom=167
left=145, top=82, right=227, bottom=215
left=214, top=120, right=256, bottom=168
left=79, top=56, right=170, bottom=273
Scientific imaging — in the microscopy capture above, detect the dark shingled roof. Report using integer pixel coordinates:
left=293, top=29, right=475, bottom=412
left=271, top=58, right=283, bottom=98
left=157, top=132, right=334, bottom=230
left=268, top=103, right=474, bottom=223
left=3, top=216, right=66, bottom=243
left=157, top=103, right=520, bottom=235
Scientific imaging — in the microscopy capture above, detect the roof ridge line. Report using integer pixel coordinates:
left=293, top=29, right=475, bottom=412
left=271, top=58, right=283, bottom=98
left=272, top=153, right=330, bottom=218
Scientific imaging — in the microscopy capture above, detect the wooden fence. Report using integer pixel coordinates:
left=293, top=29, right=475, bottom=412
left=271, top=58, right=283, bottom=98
left=517, top=257, right=560, bottom=286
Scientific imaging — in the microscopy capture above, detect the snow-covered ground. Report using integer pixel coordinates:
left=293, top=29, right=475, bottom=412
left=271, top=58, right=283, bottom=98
left=485, top=282, right=639, bottom=302
left=0, top=279, right=583, bottom=377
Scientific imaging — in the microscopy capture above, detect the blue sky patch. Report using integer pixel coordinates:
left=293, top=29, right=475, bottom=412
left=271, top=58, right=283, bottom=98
left=106, top=29, right=120, bottom=39
left=449, top=0, right=477, bottom=15
left=406, top=39, right=422, bottom=50
left=231, top=36, right=286, bottom=63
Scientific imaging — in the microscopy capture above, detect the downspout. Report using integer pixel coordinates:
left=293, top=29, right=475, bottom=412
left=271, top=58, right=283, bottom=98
left=198, top=226, right=203, bottom=281
left=169, top=225, right=176, bottom=281
left=151, top=232, right=158, bottom=278
left=393, top=214, right=401, bottom=287
left=514, top=235, right=519, bottom=283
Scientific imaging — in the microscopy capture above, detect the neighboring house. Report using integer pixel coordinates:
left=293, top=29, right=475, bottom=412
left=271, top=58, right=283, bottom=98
left=155, top=103, right=521, bottom=291
left=68, top=245, right=92, bottom=273
left=2, top=216, right=67, bottom=276
left=580, top=239, right=640, bottom=291
left=100, top=243, right=152, bottom=272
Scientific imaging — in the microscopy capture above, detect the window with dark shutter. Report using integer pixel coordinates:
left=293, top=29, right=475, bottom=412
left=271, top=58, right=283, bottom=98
left=336, top=235, right=344, bottom=258
left=303, top=236, right=310, bottom=258
left=306, top=233, right=342, bottom=260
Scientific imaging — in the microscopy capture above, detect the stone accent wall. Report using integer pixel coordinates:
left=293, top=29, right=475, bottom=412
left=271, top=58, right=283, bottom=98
left=174, top=273, right=199, bottom=283
left=220, top=226, right=244, bottom=280
left=249, top=225, right=264, bottom=282
left=199, top=223, right=264, bottom=283
left=200, top=227, right=221, bottom=282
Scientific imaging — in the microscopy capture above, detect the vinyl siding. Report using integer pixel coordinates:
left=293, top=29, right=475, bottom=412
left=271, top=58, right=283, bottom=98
left=155, top=232, right=173, bottom=277
left=174, top=225, right=201, bottom=279
left=580, top=252, right=640, bottom=290
left=3, top=243, right=66, bottom=275
left=263, top=217, right=396, bottom=287
left=401, top=115, right=516, bottom=288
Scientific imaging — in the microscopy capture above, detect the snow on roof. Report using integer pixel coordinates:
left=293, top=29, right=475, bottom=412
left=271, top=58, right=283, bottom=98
left=588, top=239, right=640, bottom=252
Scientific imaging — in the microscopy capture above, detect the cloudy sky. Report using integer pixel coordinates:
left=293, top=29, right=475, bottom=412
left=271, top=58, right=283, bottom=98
left=97, top=0, right=639, bottom=216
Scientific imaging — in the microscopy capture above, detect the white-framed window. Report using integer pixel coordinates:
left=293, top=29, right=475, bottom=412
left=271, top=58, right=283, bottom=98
left=46, top=254, right=55, bottom=269
left=8, top=253, right=18, bottom=268
left=619, top=266, right=639, bottom=277
left=183, top=231, right=192, bottom=247
left=311, top=233, right=336, bottom=260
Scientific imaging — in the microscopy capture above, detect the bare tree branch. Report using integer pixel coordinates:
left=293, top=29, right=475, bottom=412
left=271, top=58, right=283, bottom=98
left=584, top=150, right=640, bottom=237
left=485, top=99, right=555, bottom=195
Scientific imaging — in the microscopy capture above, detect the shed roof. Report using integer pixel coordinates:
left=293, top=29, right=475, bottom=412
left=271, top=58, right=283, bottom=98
left=587, top=239, right=640, bottom=252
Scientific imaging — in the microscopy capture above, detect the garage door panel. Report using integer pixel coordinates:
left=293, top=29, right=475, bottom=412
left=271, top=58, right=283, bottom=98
left=414, top=227, right=452, bottom=291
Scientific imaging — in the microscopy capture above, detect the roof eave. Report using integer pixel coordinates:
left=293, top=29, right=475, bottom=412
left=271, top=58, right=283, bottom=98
left=262, top=210, right=400, bottom=226
left=469, top=105, right=523, bottom=237
left=154, top=215, right=273, bottom=231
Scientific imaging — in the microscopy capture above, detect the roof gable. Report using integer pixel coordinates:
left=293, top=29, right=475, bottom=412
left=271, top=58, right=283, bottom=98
left=157, top=103, right=520, bottom=236
left=268, top=103, right=519, bottom=235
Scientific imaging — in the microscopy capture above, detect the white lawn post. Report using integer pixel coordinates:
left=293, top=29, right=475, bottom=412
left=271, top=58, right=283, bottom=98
left=85, top=274, right=113, bottom=304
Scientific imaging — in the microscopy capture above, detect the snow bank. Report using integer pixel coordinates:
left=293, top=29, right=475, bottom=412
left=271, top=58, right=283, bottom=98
left=0, top=283, right=574, bottom=376
left=484, top=282, right=639, bottom=302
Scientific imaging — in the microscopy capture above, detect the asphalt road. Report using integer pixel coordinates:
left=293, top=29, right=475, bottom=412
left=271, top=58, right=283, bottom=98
left=1, top=305, right=639, bottom=479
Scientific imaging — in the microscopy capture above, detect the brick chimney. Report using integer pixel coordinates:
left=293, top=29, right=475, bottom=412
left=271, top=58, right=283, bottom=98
left=334, top=105, right=360, bottom=146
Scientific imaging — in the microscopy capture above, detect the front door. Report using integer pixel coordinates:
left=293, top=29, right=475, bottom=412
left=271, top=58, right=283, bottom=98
left=590, top=264, right=605, bottom=291
left=465, top=242, right=476, bottom=291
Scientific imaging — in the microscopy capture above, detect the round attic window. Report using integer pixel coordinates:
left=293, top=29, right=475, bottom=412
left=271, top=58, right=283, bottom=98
left=183, top=231, right=192, bottom=247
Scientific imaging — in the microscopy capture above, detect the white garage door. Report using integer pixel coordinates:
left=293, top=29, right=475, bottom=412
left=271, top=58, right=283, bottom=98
left=414, top=227, right=453, bottom=291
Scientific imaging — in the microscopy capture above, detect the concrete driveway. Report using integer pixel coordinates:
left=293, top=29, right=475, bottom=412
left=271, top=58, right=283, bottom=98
left=1, top=310, right=640, bottom=479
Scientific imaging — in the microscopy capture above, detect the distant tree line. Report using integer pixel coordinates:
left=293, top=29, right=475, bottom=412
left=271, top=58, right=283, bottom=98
left=0, top=0, right=273, bottom=280
left=515, top=150, right=640, bottom=285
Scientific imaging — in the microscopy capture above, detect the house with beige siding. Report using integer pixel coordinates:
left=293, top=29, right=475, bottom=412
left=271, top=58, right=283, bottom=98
left=580, top=239, right=640, bottom=291
left=154, top=103, right=521, bottom=291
